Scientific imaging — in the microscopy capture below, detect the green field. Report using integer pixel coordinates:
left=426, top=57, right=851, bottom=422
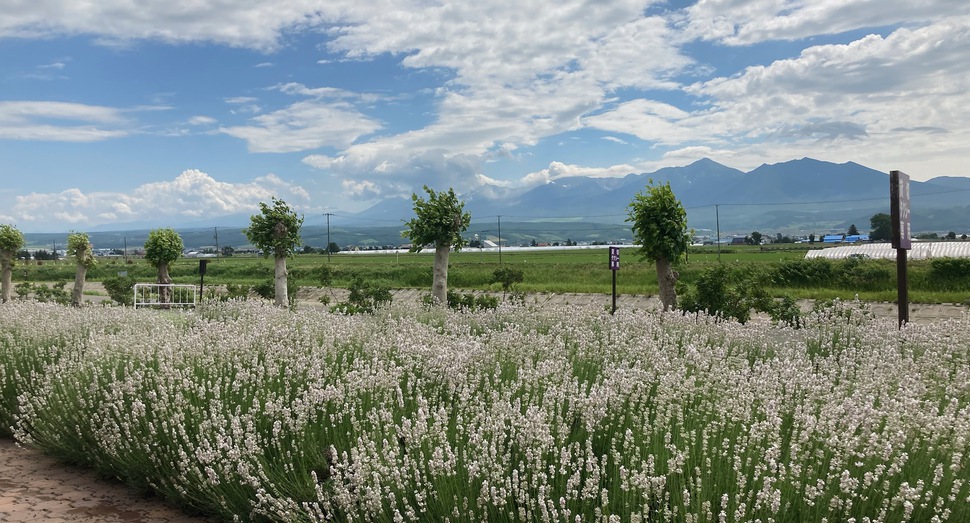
left=11, top=245, right=970, bottom=304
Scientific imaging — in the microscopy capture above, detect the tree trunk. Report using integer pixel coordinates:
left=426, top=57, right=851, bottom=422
left=71, top=264, right=87, bottom=307
left=431, top=243, right=450, bottom=305
left=157, top=262, right=172, bottom=305
left=274, top=255, right=288, bottom=307
left=0, top=257, right=11, bottom=303
left=655, top=257, right=679, bottom=311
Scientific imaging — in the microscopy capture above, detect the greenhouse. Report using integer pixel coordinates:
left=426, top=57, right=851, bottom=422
left=805, top=241, right=970, bottom=260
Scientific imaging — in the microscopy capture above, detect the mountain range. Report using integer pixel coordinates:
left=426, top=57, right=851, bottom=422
left=357, top=157, right=970, bottom=236
left=23, top=158, right=970, bottom=250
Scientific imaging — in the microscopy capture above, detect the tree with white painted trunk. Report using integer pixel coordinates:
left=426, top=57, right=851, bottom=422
left=0, top=224, right=25, bottom=304
left=402, top=186, right=470, bottom=305
left=67, top=232, right=95, bottom=307
left=627, top=180, right=691, bottom=311
left=245, top=198, right=303, bottom=307
left=144, top=228, right=183, bottom=305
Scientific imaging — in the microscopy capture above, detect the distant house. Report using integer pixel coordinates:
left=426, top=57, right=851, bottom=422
left=843, top=234, right=870, bottom=243
left=731, top=237, right=746, bottom=245
left=823, top=234, right=845, bottom=243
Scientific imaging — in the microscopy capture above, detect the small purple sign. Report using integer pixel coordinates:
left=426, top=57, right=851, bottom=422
left=609, top=246, right=620, bottom=271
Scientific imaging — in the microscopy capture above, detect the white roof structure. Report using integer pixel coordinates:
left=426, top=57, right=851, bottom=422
left=805, top=242, right=970, bottom=260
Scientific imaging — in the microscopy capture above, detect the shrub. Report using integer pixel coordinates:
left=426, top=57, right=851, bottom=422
left=680, top=264, right=799, bottom=326
left=224, top=283, right=252, bottom=300
left=31, top=282, right=71, bottom=305
left=443, top=290, right=499, bottom=311
left=491, top=266, right=524, bottom=294
left=834, top=257, right=893, bottom=290
left=929, top=258, right=970, bottom=291
left=253, top=278, right=299, bottom=308
left=101, top=275, right=136, bottom=306
left=331, top=275, right=392, bottom=314
left=771, top=258, right=834, bottom=287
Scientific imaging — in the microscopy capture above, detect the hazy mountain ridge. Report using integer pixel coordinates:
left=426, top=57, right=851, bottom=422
left=20, top=158, right=970, bottom=249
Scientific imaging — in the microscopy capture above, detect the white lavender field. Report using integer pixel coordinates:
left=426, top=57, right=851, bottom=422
left=1, top=300, right=968, bottom=522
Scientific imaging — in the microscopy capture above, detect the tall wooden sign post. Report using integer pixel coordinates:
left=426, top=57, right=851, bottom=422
left=609, top=246, right=620, bottom=315
left=889, top=170, right=911, bottom=328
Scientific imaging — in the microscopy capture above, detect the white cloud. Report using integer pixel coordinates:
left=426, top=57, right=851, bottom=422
left=225, top=96, right=258, bottom=104
left=187, top=115, right=217, bottom=126
left=683, top=0, right=970, bottom=45
left=517, top=161, right=639, bottom=188
left=0, top=0, right=339, bottom=51
left=0, top=101, right=129, bottom=141
left=602, top=136, right=629, bottom=145
left=219, top=99, right=381, bottom=153
left=9, top=170, right=312, bottom=230
left=584, top=100, right=693, bottom=144
left=579, top=18, right=970, bottom=177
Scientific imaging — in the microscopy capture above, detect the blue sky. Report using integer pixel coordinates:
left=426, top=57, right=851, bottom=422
left=2, top=0, right=968, bottom=232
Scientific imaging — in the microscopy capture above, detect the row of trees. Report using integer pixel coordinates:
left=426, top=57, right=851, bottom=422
left=1, top=226, right=97, bottom=306
left=0, top=180, right=687, bottom=311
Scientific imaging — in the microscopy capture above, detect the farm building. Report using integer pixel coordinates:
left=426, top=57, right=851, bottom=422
left=805, top=242, right=970, bottom=260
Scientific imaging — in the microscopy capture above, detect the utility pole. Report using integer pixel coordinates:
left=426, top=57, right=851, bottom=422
left=124, top=236, right=128, bottom=263
left=214, top=227, right=219, bottom=259
left=715, top=204, right=721, bottom=263
left=324, top=213, right=334, bottom=262
left=497, top=215, right=502, bottom=264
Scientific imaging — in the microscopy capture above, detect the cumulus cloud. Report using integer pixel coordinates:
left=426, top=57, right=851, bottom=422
left=0, top=0, right=338, bottom=51
left=682, top=0, right=970, bottom=45
left=516, top=161, right=639, bottom=188
left=8, top=169, right=312, bottom=230
left=580, top=17, right=970, bottom=175
left=5, top=0, right=969, bottom=207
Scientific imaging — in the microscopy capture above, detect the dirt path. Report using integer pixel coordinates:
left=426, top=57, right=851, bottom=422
left=0, top=439, right=218, bottom=523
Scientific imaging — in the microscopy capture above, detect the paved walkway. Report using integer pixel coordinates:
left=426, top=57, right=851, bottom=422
left=0, top=439, right=218, bottom=522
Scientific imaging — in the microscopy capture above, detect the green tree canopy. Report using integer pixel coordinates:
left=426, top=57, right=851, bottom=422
left=402, top=186, right=471, bottom=252
left=244, top=197, right=304, bottom=258
left=627, top=181, right=691, bottom=265
left=67, top=232, right=96, bottom=268
left=403, top=186, right=471, bottom=305
left=67, top=231, right=96, bottom=307
left=244, top=197, right=303, bottom=307
left=144, top=228, right=184, bottom=268
left=847, top=224, right=860, bottom=236
left=0, top=224, right=26, bottom=303
left=627, top=180, right=691, bottom=310
left=869, top=213, right=891, bottom=242
left=0, top=224, right=24, bottom=255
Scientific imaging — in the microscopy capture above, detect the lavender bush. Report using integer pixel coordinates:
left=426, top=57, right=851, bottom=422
left=1, top=300, right=968, bottom=522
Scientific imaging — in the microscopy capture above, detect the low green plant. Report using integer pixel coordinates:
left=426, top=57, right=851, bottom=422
left=491, top=266, right=524, bottom=295
left=680, top=264, right=800, bottom=326
left=14, top=282, right=33, bottom=300
left=443, top=290, right=498, bottom=311
left=31, top=282, right=71, bottom=305
left=102, top=275, right=136, bottom=306
left=253, top=278, right=299, bottom=308
left=224, top=282, right=251, bottom=300
left=331, top=275, right=392, bottom=314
